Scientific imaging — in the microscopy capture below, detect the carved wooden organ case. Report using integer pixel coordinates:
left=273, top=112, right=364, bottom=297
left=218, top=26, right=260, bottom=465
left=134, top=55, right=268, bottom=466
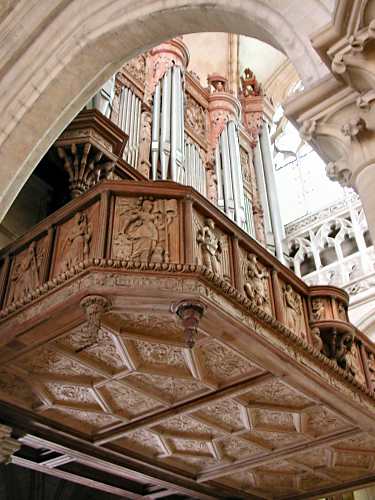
left=0, top=38, right=375, bottom=500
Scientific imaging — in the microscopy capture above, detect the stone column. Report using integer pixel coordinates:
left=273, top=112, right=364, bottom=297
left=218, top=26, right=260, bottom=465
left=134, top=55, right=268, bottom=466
left=259, top=122, right=285, bottom=263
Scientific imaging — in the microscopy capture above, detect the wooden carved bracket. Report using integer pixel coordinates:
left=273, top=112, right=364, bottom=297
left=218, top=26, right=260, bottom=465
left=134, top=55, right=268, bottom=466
left=172, top=299, right=206, bottom=348
left=79, top=295, right=111, bottom=349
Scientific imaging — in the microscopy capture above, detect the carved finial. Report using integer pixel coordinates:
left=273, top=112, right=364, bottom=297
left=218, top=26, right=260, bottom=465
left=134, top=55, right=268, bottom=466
left=172, top=299, right=206, bottom=348
left=0, top=425, right=20, bottom=465
left=240, top=68, right=262, bottom=97
left=79, top=295, right=111, bottom=348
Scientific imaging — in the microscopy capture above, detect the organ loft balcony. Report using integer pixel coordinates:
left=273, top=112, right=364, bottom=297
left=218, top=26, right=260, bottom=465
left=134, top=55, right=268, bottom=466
left=0, top=110, right=375, bottom=500
left=2, top=24, right=375, bottom=494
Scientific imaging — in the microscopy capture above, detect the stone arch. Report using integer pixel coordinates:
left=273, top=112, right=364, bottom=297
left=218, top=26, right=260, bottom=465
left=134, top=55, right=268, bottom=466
left=0, top=0, right=326, bottom=220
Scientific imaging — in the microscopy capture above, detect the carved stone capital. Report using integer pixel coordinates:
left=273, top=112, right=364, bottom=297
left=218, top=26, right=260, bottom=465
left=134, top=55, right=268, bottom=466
left=0, top=425, right=20, bottom=464
left=172, top=299, right=206, bottom=348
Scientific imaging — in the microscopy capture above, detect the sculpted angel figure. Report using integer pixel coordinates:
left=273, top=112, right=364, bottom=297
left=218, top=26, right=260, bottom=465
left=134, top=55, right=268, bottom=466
left=345, top=339, right=366, bottom=385
left=63, top=211, right=92, bottom=270
left=122, top=198, right=158, bottom=262
left=197, top=218, right=221, bottom=275
left=244, top=254, right=268, bottom=307
left=9, top=241, right=40, bottom=303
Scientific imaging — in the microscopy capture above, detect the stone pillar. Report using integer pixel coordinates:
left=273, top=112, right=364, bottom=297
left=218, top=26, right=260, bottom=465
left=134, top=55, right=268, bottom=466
left=259, top=122, right=285, bottom=263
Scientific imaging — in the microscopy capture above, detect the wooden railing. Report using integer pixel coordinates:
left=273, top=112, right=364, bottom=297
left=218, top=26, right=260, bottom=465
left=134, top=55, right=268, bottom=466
left=0, top=180, right=374, bottom=393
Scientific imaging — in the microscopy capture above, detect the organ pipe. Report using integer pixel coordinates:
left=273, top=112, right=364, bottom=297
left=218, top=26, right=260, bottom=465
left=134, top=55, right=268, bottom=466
left=215, top=121, right=246, bottom=228
left=119, top=85, right=142, bottom=169
left=151, top=65, right=185, bottom=181
left=184, top=140, right=206, bottom=196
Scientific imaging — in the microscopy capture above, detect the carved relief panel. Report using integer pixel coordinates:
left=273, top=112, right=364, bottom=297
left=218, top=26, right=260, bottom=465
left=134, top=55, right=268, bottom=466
left=240, top=248, right=271, bottom=314
left=192, top=210, right=231, bottom=281
left=123, top=55, right=146, bottom=86
left=366, top=350, right=375, bottom=391
left=345, top=340, right=366, bottom=386
left=281, top=283, right=308, bottom=340
left=185, top=93, right=207, bottom=144
left=52, top=202, right=100, bottom=276
left=6, top=237, right=48, bottom=305
left=309, top=296, right=330, bottom=322
left=111, top=196, right=179, bottom=263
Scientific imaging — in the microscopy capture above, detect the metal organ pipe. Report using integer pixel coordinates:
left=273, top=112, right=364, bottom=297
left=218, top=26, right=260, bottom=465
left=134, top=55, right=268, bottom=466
left=220, top=125, right=235, bottom=221
left=151, top=66, right=185, bottom=181
left=228, top=121, right=246, bottom=228
left=183, top=140, right=206, bottom=196
left=119, top=86, right=142, bottom=169
left=160, top=70, right=172, bottom=180
left=215, top=121, right=246, bottom=229
left=151, top=83, right=161, bottom=180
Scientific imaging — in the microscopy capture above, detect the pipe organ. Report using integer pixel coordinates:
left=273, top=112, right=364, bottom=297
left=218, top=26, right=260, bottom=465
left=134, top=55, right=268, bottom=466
left=90, top=38, right=269, bottom=250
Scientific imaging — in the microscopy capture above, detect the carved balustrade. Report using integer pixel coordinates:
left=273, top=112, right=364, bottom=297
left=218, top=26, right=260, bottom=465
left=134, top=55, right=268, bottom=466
left=0, top=179, right=373, bottom=394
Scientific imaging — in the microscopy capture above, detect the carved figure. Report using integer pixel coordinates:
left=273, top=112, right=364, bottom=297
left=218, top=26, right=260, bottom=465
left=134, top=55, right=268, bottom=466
left=345, top=340, right=366, bottom=384
left=244, top=254, right=268, bottom=307
left=240, top=68, right=262, bottom=97
left=138, top=111, right=152, bottom=176
left=62, top=211, right=92, bottom=270
left=122, top=199, right=158, bottom=262
left=311, top=327, right=323, bottom=352
left=196, top=219, right=221, bottom=274
left=120, top=197, right=177, bottom=263
left=337, top=301, right=347, bottom=321
left=311, top=298, right=325, bottom=321
left=368, top=353, right=375, bottom=385
left=284, top=284, right=302, bottom=332
left=9, top=241, right=40, bottom=303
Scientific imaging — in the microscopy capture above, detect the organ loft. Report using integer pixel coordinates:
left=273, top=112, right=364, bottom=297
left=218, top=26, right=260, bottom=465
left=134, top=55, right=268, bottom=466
left=0, top=33, right=375, bottom=500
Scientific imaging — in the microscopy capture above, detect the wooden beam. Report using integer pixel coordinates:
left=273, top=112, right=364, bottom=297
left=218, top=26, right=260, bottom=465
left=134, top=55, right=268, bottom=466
left=94, top=372, right=274, bottom=445
left=11, top=456, right=143, bottom=499
left=197, top=427, right=361, bottom=482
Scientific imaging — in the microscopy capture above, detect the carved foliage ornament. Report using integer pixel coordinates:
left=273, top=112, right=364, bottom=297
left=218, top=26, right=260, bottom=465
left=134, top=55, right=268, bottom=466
left=123, top=55, right=146, bottom=84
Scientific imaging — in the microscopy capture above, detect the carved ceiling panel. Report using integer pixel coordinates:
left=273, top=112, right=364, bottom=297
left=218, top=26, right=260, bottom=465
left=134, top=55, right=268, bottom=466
left=0, top=286, right=374, bottom=498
